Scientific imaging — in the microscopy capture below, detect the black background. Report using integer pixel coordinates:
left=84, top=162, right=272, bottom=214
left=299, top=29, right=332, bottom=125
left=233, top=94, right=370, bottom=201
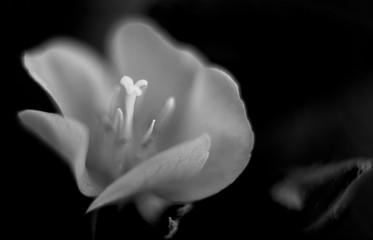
left=6, top=0, right=373, bottom=239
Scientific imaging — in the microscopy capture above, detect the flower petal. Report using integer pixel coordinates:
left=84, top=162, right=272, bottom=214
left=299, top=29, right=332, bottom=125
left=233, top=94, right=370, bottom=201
left=23, top=40, right=115, bottom=128
left=108, top=20, right=202, bottom=133
left=87, top=133, right=210, bottom=212
left=161, top=68, right=254, bottom=202
left=18, top=110, right=104, bottom=196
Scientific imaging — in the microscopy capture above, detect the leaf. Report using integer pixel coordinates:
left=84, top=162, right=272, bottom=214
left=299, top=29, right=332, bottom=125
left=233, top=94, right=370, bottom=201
left=271, top=158, right=372, bottom=231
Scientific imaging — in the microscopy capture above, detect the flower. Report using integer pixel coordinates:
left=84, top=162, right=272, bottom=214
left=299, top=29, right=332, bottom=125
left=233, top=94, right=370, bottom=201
left=18, top=18, right=254, bottom=223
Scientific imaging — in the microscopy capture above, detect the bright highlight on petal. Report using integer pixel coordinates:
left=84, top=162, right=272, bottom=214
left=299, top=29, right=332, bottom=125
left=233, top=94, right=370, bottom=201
left=87, top=133, right=211, bottom=212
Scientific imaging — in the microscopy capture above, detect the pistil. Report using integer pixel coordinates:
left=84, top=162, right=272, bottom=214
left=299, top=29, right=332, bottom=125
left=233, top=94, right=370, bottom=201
left=120, top=76, right=148, bottom=140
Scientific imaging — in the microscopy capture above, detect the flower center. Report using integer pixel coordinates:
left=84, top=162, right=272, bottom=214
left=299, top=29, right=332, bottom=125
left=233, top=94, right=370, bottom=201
left=99, top=75, right=175, bottom=178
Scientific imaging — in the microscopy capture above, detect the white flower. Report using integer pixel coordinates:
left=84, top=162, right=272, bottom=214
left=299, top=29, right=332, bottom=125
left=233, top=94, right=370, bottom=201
left=18, top=18, right=254, bottom=223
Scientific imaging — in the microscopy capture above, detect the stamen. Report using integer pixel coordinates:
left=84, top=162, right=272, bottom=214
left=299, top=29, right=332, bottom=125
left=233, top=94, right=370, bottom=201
left=113, top=108, right=124, bottom=136
left=158, top=97, right=175, bottom=129
left=142, top=119, right=156, bottom=146
left=120, top=76, right=149, bottom=140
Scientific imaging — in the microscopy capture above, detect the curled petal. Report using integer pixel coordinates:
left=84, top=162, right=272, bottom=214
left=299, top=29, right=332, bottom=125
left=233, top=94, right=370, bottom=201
left=87, top=133, right=210, bottom=212
left=163, top=68, right=254, bottom=202
left=23, top=40, right=115, bottom=129
left=108, top=19, right=202, bottom=134
left=18, top=110, right=104, bottom=196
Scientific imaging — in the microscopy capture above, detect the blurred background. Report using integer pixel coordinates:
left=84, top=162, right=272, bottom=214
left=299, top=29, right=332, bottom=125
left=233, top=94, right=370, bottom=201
left=6, top=0, right=373, bottom=239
